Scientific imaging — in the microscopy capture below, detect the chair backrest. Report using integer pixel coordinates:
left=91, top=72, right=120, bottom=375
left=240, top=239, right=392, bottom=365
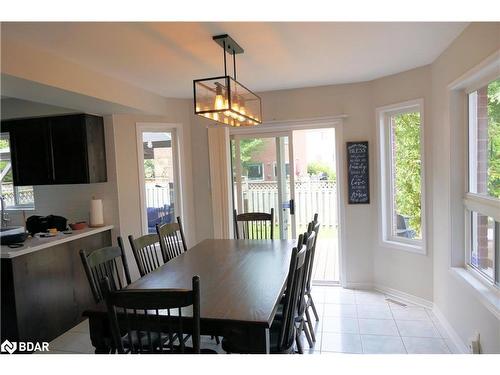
left=100, top=275, right=201, bottom=354
left=305, top=218, right=320, bottom=293
left=233, top=208, right=274, bottom=239
left=278, top=234, right=306, bottom=352
left=128, top=233, right=165, bottom=277
left=156, top=216, right=187, bottom=262
left=79, top=237, right=132, bottom=303
left=297, top=230, right=316, bottom=317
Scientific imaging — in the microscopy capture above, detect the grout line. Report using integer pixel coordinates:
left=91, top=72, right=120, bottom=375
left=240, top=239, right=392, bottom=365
left=388, top=300, right=408, bottom=354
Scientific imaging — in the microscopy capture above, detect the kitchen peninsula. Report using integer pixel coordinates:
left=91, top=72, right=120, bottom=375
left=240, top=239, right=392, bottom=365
left=1, top=226, right=113, bottom=344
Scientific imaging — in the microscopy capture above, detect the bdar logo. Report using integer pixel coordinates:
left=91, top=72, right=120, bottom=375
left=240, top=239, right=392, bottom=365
left=1, top=340, right=17, bottom=354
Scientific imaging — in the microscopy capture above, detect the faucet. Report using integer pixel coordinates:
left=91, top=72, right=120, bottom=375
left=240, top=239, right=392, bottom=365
left=0, top=195, right=10, bottom=227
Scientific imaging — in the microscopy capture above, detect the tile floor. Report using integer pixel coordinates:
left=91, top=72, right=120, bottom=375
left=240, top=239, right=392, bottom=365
left=35, top=287, right=457, bottom=354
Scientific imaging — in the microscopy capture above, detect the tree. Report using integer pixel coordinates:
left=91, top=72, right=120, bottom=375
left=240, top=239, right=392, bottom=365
left=307, top=161, right=336, bottom=181
left=487, top=79, right=500, bottom=198
left=231, top=138, right=265, bottom=174
left=393, top=112, right=422, bottom=237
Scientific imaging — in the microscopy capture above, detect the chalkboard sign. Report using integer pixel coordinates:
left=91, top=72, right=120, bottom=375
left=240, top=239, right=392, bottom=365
left=346, top=141, right=370, bottom=204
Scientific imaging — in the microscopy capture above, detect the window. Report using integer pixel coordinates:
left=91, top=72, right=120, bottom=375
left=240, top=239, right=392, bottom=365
left=378, top=99, right=425, bottom=253
left=246, top=163, right=264, bottom=181
left=466, top=77, right=500, bottom=286
left=0, top=132, right=34, bottom=209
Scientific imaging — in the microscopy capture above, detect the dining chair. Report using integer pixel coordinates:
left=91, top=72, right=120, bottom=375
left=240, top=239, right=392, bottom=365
left=221, top=235, right=306, bottom=354
left=233, top=208, right=274, bottom=239
left=305, top=215, right=321, bottom=323
left=295, top=229, right=316, bottom=351
left=128, top=233, right=165, bottom=277
left=79, top=237, right=132, bottom=303
left=100, top=275, right=215, bottom=354
left=156, top=216, right=187, bottom=262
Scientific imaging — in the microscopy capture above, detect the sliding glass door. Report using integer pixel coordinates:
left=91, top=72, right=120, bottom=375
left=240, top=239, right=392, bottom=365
left=231, top=132, right=296, bottom=239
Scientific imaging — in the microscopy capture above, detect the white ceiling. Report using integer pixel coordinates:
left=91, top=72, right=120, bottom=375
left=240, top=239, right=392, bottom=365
left=2, top=22, right=468, bottom=98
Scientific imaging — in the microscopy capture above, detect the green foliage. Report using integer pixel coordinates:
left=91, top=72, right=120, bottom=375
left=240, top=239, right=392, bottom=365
left=238, top=138, right=265, bottom=172
left=487, top=79, right=500, bottom=198
left=144, top=159, right=155, bottom=178
left=0, top=139, right=9, bottom=149
left=393, top=112, right=422, bottom=237
left=307, top=161, right=336, bottom=181
left=0, top=160, right=12, bottom=182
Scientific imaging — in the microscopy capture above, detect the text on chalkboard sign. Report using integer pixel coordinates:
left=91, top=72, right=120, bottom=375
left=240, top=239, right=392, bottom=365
left=346, top=141, right=370, bottom=204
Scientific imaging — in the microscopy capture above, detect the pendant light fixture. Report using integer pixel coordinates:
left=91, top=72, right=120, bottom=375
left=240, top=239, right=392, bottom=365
left=193, top=34, right=262, bottom=127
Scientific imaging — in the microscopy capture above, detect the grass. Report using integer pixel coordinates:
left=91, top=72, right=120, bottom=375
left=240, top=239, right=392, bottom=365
left=242, top=224, right=338, bottom=240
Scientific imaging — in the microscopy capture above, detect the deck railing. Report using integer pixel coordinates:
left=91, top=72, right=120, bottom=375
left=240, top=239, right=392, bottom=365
left=239, top=180, right=337, bottom=228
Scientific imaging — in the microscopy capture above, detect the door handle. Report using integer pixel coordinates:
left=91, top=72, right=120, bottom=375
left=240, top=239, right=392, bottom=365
left=289, top=199, right=295, bottom=215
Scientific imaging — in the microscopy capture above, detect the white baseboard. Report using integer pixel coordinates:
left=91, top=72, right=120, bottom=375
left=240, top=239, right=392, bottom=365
left=339, top=282, right=469, bottom=354
left=342, top=281, right=373, bottom=290
left=432, top=305, right=470, bottom=354
left=373, top=284, right=434, bottom=309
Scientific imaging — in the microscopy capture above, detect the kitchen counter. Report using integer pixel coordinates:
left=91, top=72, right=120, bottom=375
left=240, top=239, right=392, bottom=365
left=1, top=225, right=113, bottom=344
left=0, top=225, right=114, bottom=258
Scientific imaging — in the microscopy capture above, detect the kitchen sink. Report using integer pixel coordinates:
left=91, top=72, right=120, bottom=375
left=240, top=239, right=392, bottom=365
left=0, top=226, right=28, bottom=245
left=0, top=226, right=25, bottom=234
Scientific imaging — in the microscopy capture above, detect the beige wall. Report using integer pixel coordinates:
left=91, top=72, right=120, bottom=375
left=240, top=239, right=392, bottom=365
left=370, top=65, right=434, bottom=300
left=111, top=102, right=196, bottom=280
left=430, top=22, right=500, bottom=353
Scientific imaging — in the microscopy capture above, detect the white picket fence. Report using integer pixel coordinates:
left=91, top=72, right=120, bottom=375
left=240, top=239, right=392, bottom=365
left=240, top=181, right=337, bottom=228
left=145, top=182, right=172, bottom=208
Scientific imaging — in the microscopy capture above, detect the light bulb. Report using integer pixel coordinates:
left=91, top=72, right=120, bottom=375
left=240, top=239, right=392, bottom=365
left=214, top=85, right=225, bottom=110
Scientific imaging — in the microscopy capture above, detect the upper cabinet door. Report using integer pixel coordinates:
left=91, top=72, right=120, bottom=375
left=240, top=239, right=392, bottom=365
left=2, top=114, right=107, bottom=186
left=84, top=115, right=107, bottom=183
left=50, top=115, right=89, bottom=184
left=6, top=118, right=53, bottom=186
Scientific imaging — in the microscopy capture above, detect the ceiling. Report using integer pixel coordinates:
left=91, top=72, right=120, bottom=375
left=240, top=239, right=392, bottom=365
left=1, top=22, right=468, bottom=98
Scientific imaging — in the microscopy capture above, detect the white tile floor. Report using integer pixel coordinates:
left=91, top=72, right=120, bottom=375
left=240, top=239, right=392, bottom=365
left=35, top=287, right=457, bottom=354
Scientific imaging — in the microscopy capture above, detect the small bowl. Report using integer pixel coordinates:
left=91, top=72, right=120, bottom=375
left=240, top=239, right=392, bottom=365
left=69, top=222, right=87, bottom=230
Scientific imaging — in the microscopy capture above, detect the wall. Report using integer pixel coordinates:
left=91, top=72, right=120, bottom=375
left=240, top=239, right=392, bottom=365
left=430, top=22, right=500, bottom=354
left=370, top=66, right=434, bottom=301
left=111, top=101, right=196, bottom=280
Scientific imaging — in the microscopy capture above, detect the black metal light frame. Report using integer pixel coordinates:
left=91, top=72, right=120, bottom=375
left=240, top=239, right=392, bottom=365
left=193, top=34, right=262, bottom=127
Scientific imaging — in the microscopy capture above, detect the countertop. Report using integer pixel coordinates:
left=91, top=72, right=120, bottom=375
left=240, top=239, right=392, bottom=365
left=0, top=225, right=114, bottom=259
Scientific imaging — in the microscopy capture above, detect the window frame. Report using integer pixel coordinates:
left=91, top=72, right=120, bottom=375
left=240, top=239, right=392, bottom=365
left=377, top=98, right=426, bottom=254
left=464, top=76, right=500, bottom=288
left=246, top=162, right=264, bottom=181
left=135, top=123, right=184, bottom=236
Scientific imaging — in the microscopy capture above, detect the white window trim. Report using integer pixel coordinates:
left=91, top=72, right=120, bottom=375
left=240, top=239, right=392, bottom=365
left=245, top=162, right=265, bottom=181
left=135, top=122, right=184, bottom=236
left=447, top=49, right=500, bottom=307
left=376, top=98, right=426, bottom=255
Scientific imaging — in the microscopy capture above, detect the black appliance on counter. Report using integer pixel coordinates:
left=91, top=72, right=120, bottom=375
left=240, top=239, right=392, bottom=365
left=26, top=215, right=68, bottom=235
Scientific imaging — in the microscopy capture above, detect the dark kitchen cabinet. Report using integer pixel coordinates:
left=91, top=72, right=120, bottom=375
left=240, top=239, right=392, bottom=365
left=1, top=114, right=107, bottom=185
left=2, top=118, right=53, bottom=185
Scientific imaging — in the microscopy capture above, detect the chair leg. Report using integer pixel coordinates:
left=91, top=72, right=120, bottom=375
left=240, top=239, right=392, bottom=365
left=302, top=321, right=313, bottom=348
left=295, top=329, right=304, bottom=354
left=308, top=292, right=320, bottom=321
left=211, top=335, right=220, bottom=345
left=305, top=309, right=316, bottom=342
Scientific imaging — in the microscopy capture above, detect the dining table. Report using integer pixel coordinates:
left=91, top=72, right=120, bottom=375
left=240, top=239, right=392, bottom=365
left=83, top=238, right=295, bottom=354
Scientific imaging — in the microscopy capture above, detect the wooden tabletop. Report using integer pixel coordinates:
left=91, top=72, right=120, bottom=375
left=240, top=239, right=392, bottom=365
left=127, top=239, right=295, bottom=327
